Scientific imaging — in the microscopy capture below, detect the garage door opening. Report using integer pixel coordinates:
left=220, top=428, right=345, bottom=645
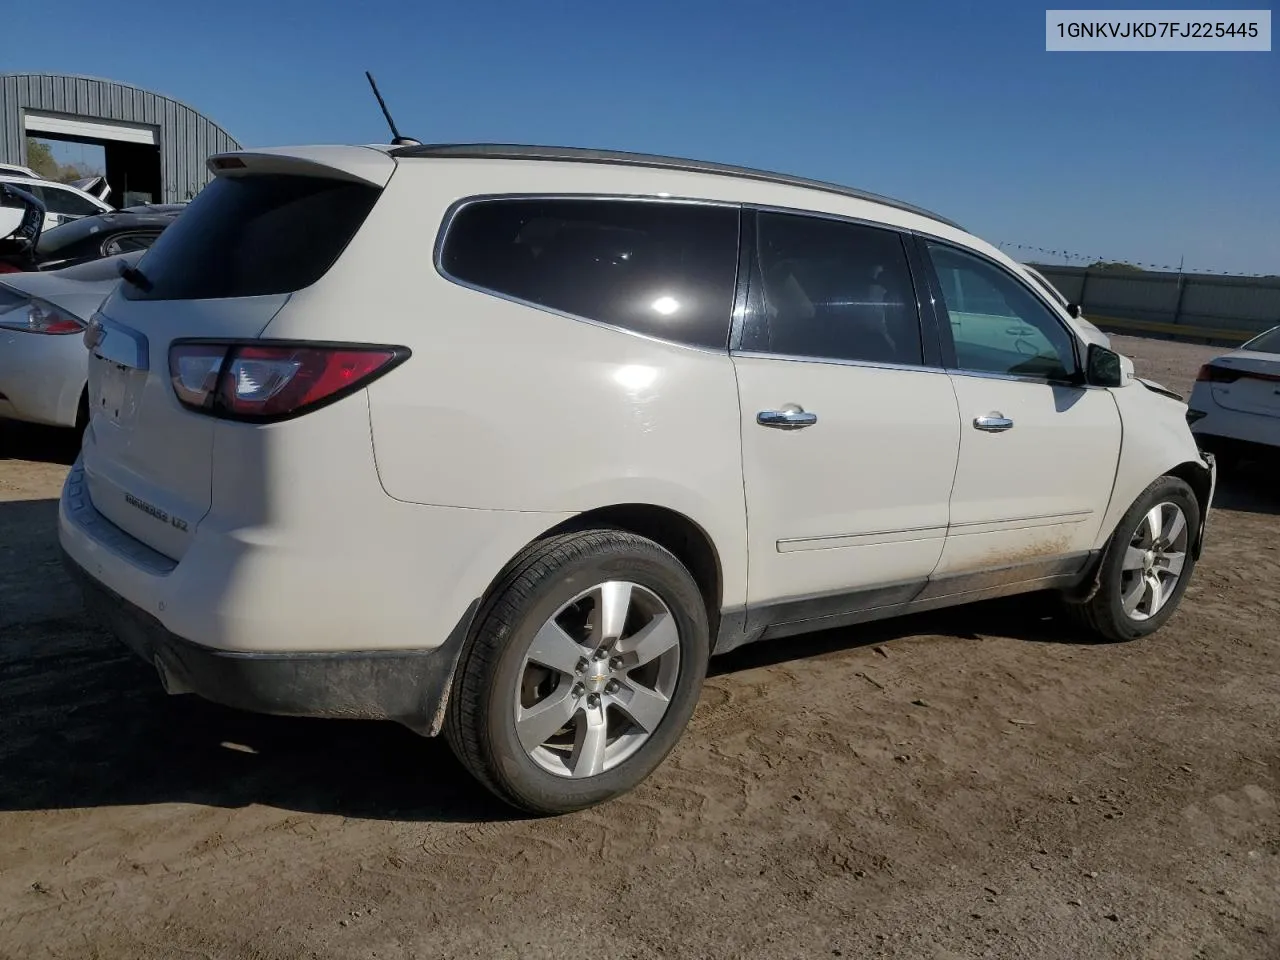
left=24, top=112, right=161, bottom=207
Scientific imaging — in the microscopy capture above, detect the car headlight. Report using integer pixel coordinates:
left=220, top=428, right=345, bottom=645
left=0, top=296, right=86, bottom=335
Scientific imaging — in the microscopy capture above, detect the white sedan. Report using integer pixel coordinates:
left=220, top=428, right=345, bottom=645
left=0, top=253, right=138, bottom=430
left=1188, top=325, right=1280, bottom=464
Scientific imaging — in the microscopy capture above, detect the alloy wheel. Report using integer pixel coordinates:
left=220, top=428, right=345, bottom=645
left=515, top=581, right=681, bottom=778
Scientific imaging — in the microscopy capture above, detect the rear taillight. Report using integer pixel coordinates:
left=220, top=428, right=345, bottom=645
left=1197, top=363, right=1280, bottom=386
left=1196, top=363, right=1240, bottom=384
left=168, top=341, right=408, bottom=422
left=0, top=297, right=85, bottom=334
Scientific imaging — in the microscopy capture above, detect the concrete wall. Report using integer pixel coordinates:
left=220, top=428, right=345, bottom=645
left=1031, top=264, right=1280, bottom=344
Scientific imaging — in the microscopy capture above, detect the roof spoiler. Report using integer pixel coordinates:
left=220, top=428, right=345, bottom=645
left=206, top=146, right=397, bottom=187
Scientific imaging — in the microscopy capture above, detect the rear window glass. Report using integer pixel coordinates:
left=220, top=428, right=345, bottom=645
left=1244, top=326, right=1280, bottom=354
left=440, top=198, right=740, bottom=350
left=123, top=174, right=380, bottom=301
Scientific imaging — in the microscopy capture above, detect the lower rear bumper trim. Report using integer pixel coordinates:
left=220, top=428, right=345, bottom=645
left=63, top=549, right=477, bottom=736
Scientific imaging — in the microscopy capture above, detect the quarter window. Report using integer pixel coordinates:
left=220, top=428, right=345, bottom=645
left=927, top=243, right=1077, bottom=380
left=740, top=212, right=923, bottom=366
left=440, top=198, right=740, bottom=350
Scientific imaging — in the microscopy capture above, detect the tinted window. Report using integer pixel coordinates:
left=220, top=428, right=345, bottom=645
left=441, top=198, right=739, bottom=350
left=103, top=232, right=160, bottom=256
left=1243, top=326, right=1280, bottom=355
left=42, top=186, right=102, bottom=217
left=123, top=174, right=381, bottom=301
left=740, top=212, right=922, bottom=365
left=928, top=243, right=1077, bottom=380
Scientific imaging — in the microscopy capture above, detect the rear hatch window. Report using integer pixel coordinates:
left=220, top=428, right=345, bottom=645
left=123, top=174, right=380, bottom=301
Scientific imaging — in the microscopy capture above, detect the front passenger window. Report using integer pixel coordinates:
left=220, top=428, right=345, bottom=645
left=927, top=242, right=1077, bottom=381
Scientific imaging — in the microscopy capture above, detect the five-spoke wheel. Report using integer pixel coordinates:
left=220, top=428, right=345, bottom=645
left=517, top=581, right=681, bottom=778
left=445, top=529, right=708, bottom=815
left=1067, top=475, right=1201, bottom=641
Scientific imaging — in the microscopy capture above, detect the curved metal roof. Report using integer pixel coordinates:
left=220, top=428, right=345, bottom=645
left=0, top=73, right=238, bottom=144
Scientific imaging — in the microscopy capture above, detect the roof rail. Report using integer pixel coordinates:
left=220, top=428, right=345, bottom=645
left=389, top=143, right=962, bottom=230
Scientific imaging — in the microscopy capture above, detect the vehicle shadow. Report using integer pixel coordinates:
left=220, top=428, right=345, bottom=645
left=4, top=460, right=1272, bottom=823
left=1212, top=460, right=1280, bottom=516
left=0, top=420, right=80, bottom=465
left=0, top=615, right=516, bottom=822
left=0, top=497, right=515, bottom=823
left=710, top=592, right=1089, bottom=679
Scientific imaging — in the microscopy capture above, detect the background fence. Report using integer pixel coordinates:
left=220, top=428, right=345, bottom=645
left=1029, top=264, right=1280, bottom=345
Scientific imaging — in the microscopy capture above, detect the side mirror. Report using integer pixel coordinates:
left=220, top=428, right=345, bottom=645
left=1066, top=302, right=1082, bottom=319
left=1086, top=343, right=1128, bottom=388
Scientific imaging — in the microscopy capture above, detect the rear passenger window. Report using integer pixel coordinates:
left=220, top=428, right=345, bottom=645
left=441, top=199, right=740, bottom=350
left=741, top=212, right=922, bottom=366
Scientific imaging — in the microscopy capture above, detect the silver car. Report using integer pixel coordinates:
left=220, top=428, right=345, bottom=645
left=0, top=253, right=140, bottom=429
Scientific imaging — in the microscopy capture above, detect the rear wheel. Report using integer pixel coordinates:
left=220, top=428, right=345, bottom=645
left=1068, top=475, right=1200, bottom=641
left=445, top=529, right=709, bottom=814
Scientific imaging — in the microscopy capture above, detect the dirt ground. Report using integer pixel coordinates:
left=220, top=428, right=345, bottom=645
left=1, top=335, right=1277, bottom=960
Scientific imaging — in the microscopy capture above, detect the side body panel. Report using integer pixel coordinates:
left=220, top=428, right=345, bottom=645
left=936, top=376, right=1121, bottom=575
left=263, top=162, right=753, bottom=610
left=1099, top=382, right=1212, bottom=549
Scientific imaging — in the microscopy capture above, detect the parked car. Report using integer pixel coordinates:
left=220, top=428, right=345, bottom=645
left=0, top=251, right=142, bottom=429
left=1020, top=264, right=1109, bottom=347
left=30, top=210, right=178, bottom=271
left=60, top=143, right=1216, bottom=814
left=0, top=162, right=39, bottom=178
left=0, top=173, right=113, bottom=236
left=1187, top=324, right=1280, bottom=465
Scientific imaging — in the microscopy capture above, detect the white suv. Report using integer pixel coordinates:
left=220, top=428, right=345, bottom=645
left=60, top=144, right=1216, bottom=813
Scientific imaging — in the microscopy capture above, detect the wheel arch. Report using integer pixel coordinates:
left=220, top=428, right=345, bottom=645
left=1166, top=458, right=1214, bottom=558
left=540, top=503, right=724, bottom=641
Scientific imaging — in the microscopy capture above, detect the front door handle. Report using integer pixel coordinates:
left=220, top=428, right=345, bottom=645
left=757, top=405, right=818, bottom=430
left=973, top=413, right=1014, bottom=432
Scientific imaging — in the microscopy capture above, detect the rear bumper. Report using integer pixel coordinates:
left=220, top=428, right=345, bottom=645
left=1188, top=391, right=1280, bottom=451
left=64, top=549, right=474, bottom=736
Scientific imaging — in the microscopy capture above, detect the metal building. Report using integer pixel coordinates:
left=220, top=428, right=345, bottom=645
left=0, top=73, right=240, bottom=206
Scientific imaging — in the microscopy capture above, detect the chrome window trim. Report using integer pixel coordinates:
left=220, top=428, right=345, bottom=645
left=947, top=367, right=1110, bottom=390
left=733, top=350, right=946, bottom=376
left=433, top=193, right=743, bottom=355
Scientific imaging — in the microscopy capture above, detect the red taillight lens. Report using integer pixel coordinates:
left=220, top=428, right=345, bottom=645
left=1196, top=363, right=1240, bottom=384
left=168, top=341, right=407, bottom=421
left=0, top=297, right=86, bottom=334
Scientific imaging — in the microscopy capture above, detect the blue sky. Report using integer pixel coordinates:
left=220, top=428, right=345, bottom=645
left=12, top=0, right=1278, bottom=274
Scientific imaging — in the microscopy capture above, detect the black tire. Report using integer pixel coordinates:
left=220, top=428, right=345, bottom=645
left=73, top=390, right=90, bottom=439
left=1068, top=475, right=1201, bottom=642
left=444, top=528, right=710, bottom=815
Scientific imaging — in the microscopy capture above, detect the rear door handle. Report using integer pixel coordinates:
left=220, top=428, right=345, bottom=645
left=973, top=413, right=1014, bottom=432
left=757, top=406, right=818, bottom=430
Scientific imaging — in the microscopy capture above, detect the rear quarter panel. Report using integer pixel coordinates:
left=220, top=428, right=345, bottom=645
left=260, top=159, right=750, bottom=609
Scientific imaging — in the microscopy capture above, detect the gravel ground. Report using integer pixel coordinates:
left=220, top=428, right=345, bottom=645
left=0, top=335, right=1276, bottom=960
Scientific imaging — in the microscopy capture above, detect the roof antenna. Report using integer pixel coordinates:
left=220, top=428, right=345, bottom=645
left=365, top=71, right=421, bottom=147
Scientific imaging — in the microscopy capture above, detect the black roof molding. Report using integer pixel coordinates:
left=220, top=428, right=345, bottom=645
left=390, top=143, right=961, bottom=230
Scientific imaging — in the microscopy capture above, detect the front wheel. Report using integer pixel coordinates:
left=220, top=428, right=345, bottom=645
left=1068, top=475, right=1200, bottom=641
left=445, top=529, right=709, bottom=815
